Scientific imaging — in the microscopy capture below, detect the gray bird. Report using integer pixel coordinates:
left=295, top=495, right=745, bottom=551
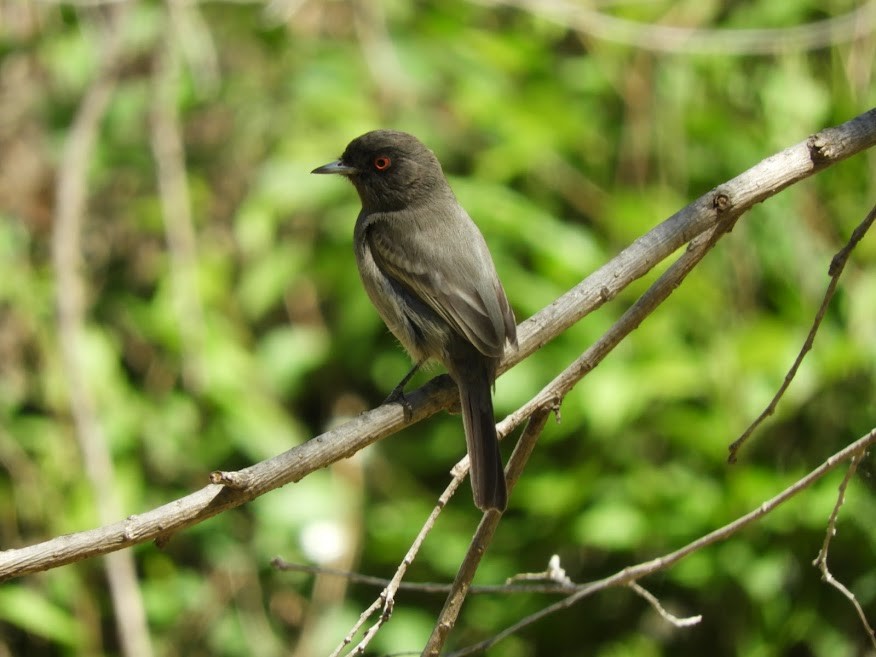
left=312, top=130, right=517, bottom=511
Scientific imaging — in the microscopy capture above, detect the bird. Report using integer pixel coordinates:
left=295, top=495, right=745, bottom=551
left=312, top=129, right=517, bottom=511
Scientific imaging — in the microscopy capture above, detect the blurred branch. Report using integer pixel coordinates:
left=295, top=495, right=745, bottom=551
left=483, top=0, right=876, bottom=55
left=150, top=23, right=207, bottom=390
left=165, top=0, right=220, bottom=94
left=729, top=201, right=876, bottom=462
left=50, top=3, right=153, bottom=657
left=1, top=108, right=874, bottom=584
left=352, top=0, right=412, bottom=107
left=449, top=428, right=876, bottom=656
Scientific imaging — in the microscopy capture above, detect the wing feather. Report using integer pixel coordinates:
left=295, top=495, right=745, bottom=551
left=365, top=206, right=512, bottom=358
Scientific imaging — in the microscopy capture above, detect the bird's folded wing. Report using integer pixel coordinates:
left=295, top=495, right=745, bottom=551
left=366, top=213, right=508, bottom=358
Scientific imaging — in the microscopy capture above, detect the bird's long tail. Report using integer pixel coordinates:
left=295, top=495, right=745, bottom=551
left=456, top=363, right=507, bottom=512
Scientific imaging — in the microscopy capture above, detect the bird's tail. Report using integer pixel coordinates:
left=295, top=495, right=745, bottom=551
left=456, top=363, right=507, bottom=512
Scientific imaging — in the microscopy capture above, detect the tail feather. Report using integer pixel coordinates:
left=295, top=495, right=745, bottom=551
left=458, top=374, right=507, bottom=512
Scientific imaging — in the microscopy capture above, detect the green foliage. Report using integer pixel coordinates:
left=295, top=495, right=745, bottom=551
left=0, top=1, right=874, bottom=655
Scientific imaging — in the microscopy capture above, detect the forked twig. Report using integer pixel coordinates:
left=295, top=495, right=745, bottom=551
left=328, top=475, right=466, bottom=656
left=423, top=411, right=551, bottom=655
left=629, top=582, right=702, bottom=628
left=812, top=451, right=876, bottom=649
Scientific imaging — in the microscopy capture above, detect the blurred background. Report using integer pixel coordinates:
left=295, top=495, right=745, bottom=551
left=1, top=1, right=875, bottom=655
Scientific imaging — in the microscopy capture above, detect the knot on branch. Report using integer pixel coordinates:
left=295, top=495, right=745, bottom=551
left=807, top=132, right=838, bottom=166
left=712, top=190, right=731, bottom=213
left=210, top=470, right=253, bottom=490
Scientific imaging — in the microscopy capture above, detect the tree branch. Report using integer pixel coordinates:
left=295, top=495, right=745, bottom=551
left=812, top=452, right=876, bottom=648
left=423, top=411, right=550, bottom=656
left=628, top=582, right=702, bottom=628
left=448, top=428, right=876, bottom=656
left=728, top=202, right=876, bottom=461
left=150, top=14, right=206, bottom=390
left=483, top=0, right=876, bottom=55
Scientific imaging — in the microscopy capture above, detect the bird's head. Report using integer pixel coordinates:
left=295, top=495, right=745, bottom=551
left=312, top=130, right=450, bottom=212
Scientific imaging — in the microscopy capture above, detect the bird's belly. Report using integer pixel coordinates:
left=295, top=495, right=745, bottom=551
left=356, top=254, right=451, bottom=363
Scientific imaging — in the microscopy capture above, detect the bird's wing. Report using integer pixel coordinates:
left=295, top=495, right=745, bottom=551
left=365, top=207, right=511, bottom=358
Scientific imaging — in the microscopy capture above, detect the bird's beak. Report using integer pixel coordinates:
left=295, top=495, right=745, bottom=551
left=311, top=159, right=358, bottom=175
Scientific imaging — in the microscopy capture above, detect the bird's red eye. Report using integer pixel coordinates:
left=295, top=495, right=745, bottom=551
left=374, top=156, right=391, bottom=171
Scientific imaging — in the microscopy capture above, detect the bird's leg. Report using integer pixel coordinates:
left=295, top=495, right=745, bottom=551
left=382, top=361, right=423, bottom=420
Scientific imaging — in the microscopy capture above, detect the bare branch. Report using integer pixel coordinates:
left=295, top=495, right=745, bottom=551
left=272, top=556, right=577, bottom=595
left=448, top=428, right=876, bottom=656
left=424, top=411, right=551, bottom=656
left=729, top=202, right=876, bottom=461
left=499, top=216, right=730, bottom=448
left=504, top=108, right=876, bottom=375
left=812, top=452, right=876, bottom=648
left=480, top=0, right=876, bottom=55
left=333, top=597, right=382, bottom=657
left=629, top=582, right=702, bottom=629
left=506, top=555, right=573, bottom=588
left=331, top=470, right=466, bottom=656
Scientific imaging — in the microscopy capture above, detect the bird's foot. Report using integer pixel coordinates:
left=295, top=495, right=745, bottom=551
left=383, top=386, right=413, bottom=421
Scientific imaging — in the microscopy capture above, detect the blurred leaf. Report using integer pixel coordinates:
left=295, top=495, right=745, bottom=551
left=0, top=586, right=83, bottom=646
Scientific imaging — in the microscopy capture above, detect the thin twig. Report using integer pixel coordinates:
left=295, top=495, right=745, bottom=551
left=812, top=451, right=876, bottom=649
left=447, top=428, right=876, bottom=656
left=506, top=554, right=573, bottom=588
left=329, top=473, right=466, bottom=657
left=423, top=411, right=550, bottom=656
left=272, top=555, right=578, bottom=595
left=333, top=597, right=382, bottom=656
left=728, top=202, right=876, bottom=462
left=629, top=582, right=702, bottom=628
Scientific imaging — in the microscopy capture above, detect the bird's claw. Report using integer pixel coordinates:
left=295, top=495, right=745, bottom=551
left=383, top=387, right=413, bottom=421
